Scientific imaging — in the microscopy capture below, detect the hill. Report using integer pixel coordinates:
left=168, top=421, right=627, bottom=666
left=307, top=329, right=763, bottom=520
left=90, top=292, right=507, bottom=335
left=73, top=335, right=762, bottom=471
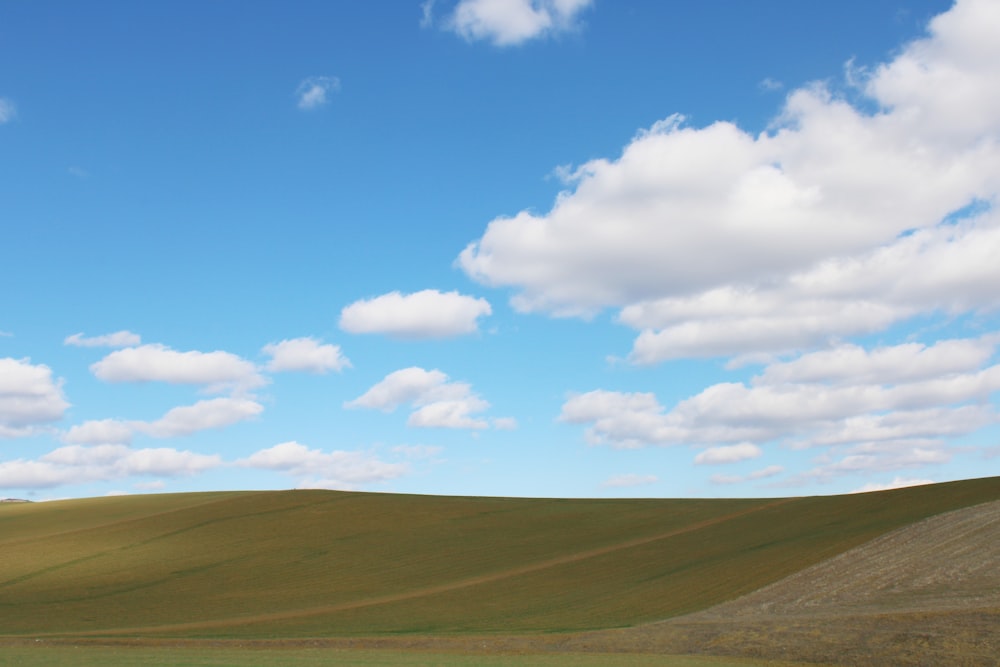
left=0, top=476, right=998, bottom=640
left=568, top=498, right=1000, bottom=665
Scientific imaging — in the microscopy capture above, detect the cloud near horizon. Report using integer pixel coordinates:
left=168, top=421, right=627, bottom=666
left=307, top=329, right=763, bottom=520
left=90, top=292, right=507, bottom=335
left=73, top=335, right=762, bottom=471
left=0, top=444, right=221, bottom=489
left=241, top=441, right=407, bottom=490
left=561, top=334, right=1000, bottom=484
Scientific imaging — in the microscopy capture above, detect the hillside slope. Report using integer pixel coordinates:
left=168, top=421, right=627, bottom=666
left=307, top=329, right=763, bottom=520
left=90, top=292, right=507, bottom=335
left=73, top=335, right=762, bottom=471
left=565, top=498, right=1000, bottom=665
left=1, top=476, right=998, bottom=638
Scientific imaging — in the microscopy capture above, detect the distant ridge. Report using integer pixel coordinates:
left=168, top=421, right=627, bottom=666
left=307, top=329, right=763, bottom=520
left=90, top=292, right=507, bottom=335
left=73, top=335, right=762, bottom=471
left=0, top=498, right=31, bottom=503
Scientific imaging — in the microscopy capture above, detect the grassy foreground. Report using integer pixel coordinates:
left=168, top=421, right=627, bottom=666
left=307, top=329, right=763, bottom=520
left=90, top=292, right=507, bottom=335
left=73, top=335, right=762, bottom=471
left=1, top=476, right=998, bottom=639
left=0, top=643, right=809, bottom=667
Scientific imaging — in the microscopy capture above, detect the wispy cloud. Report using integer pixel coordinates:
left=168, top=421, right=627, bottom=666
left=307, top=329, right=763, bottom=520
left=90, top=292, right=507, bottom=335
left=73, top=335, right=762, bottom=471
left=0, top=98, right=15, bottom=124
left=850, top=476, right=934, bottom=493
left=65, top=330, right=141, bottom=348
left=758, top=77, right=783, bottom=91
left=601, top=473, right=657, bottom=488
left=711, top=465, right=784, bottom=485
left=296, top=76, right=340, bottom=110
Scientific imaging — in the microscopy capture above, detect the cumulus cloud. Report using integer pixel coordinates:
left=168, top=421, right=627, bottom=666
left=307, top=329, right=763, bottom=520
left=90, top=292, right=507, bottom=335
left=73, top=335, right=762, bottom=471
left=62, top=419, right=133, bottom=446
left=64, top=331, right=141, bottom=348
left=0, top=358, right=69, bottom=438
left=0, top=444, right=221, bottom=489
left=0, top=98, right=15, bottom=124
left=296, top=76, right=340, bottom=110
left=135, top=397, right=264, bottom=438
left=694, top=443, right=762, bottom=465
left=339, top=289, right=492, bottom=339
left=601, top=473, right=658, bottom=488
left=441, top=0, right=593, bottom=46
left=242, top=441, right=407, bottom=490
left=562, top=334, right=1000, bottom=480
left=90, top=344, right=264, bottom=393
left=262, top=337, right=350, bottom=373
left=460, top=0, right=1000, bottom=361
left=60, top=398, right=263, bottom=445
left=346, top=367, right=509, bottom=430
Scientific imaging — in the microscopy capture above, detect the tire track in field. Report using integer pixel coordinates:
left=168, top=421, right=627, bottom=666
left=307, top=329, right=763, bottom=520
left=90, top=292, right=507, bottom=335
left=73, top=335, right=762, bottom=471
left=63, top=497, right=795, bottom=637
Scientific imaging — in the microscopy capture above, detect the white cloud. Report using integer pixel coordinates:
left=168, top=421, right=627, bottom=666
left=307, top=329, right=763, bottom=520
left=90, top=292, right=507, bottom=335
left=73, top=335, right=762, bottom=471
left=64, top=331, right=141, bottom=348
left=0, top=444, right=221, bottom=489
left=339, top=289, right=492, bottom=339
left=601, top=473, right=658, bottom=488
left=444, top=0, right=593, bottom=46
left=711, top=465, right=784, bottom=485
left=242, top=441, right=407, bottom=490
left=408, top=398, right=490, bottom=429
left=694, top=443, right=762, bottom=465
left=792, top=441, right=952, bottom=487
left=562, top=334, right=1000, bottom=479
left=759, top=77, right=783, bottom=91
left=851, top=476, right=935, bottom=493
left=756, top=337, right=999, bottom=386
left=346, top=367, right=456, bottom=412
left=90, top=344, right=264, bottom=393
left=420, top=0, right=436, bottom=28
left=346, top=367, right=508, bottom=430
left=62, top=419, right=133, bottom=445
left=135, top=397, right=264, bottom=438
left=0, top=358, right=69, bottom=438
left=296, top=76, right=340, bottom=110
left=61, top=398, right=263, bottom=446
left=0, top=98, right=15, bottom=124
left=263, top=337, right=350, bottom=374
left=460, top=0, right=1000, bottom=361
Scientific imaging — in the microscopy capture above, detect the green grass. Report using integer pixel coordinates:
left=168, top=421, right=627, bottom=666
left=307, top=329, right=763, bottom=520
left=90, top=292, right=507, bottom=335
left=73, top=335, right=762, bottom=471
left=1, top=476, right=997, bottom=638
left=0, top=644, right=809, bottom=667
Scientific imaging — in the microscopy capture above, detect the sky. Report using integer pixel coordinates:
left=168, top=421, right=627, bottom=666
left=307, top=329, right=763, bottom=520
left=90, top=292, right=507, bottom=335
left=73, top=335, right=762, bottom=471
left=3, top=0, right=1000, bottom=501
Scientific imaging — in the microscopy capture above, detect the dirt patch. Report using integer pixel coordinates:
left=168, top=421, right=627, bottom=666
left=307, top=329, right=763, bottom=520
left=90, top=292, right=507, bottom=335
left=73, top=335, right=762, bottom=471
left=571, top=500, right=1000, bottom=665
left=692, top=499, right=1000, bottom=619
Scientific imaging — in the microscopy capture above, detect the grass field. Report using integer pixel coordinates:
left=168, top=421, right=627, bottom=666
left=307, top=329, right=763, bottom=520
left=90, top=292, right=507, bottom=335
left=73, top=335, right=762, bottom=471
left=1, top=476, right=998, bottom=640
left=0, top=642, right=810, bottom=667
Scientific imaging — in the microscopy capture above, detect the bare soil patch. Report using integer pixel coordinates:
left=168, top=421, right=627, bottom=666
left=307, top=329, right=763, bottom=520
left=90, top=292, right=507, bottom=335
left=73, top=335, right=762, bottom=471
left=571, top=500, right=1000, bottom=665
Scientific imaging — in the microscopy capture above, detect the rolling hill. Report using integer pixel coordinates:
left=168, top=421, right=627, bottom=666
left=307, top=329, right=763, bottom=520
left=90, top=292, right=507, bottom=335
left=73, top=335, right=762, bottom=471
left=1, top=476, right=998, bottom=641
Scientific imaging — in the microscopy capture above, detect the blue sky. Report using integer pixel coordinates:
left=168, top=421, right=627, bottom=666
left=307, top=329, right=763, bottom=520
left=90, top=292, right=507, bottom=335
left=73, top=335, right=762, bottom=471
left=3, top=0, right=1000, bottom=500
